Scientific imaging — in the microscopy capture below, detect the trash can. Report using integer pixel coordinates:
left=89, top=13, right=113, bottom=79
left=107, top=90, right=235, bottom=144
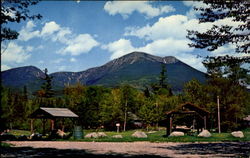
left=73, top=126, right=83, bottom=139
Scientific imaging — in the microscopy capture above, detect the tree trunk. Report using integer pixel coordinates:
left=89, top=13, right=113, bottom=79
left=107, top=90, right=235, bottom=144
left=123, top=99, right=127, bottom=132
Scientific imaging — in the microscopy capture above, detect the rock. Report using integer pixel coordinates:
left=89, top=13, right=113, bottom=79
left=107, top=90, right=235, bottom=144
left=169, top=131, right=184, bottom=137
left=30, top=133, right=42, bottom=140
left=17, top=135, right=28, bottom=141
left=0, top=133, right=16, bottom=141
left=57, top=129, right=66, bottom=138
left=112, top=135, right=123, bottom=138
left=198, top=130, right=211, bottom=138
left=231, top=131, right=244, bottom=138
left=147, top=131, right=157, bottom=134
left=85, top=132, right=98, bottom=138
left=97, top=132, right=107, bottom=137
left=132, top=131, right=147, bottom=138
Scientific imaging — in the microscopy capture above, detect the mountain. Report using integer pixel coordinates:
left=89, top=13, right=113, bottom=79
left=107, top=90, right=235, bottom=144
left=1, top=66, right=45, bottom=92
left=1, top=52, right=206, bottom=93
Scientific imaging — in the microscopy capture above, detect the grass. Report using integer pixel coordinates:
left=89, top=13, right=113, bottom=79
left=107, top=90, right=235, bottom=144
left=9, top=129, right=31, bottom=136
left=6, top=128, right=250, bottom=143
left=0, top=142, right=12, bottom=147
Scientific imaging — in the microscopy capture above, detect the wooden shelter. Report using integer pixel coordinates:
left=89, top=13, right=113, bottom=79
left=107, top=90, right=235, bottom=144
left=29, top=107, right=78, bottom=135
left=166, top=102, right=210, bottom=136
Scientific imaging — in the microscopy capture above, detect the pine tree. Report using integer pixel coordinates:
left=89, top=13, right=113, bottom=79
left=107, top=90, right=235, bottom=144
left=41, top=68, right=54, bottom=98
left=1, top=0, right=42, bottom=42
left=187, top=1, right=249, bottom=54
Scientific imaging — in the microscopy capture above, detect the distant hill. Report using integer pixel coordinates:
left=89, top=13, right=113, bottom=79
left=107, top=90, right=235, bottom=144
left=1, top=52, right=206, bottom=94
left=1, top=66, right=45, bottom=93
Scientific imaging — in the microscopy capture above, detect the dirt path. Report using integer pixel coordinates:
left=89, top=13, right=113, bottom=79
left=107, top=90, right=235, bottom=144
left=2, top=141, right=250, bottom=158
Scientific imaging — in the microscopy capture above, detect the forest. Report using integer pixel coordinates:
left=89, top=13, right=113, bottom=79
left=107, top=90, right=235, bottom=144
left=1, top=62, right=249, bottom=133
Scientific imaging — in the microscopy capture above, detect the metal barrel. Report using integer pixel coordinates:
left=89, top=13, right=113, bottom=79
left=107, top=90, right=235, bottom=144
left=73, top=126, right=83, bottom=139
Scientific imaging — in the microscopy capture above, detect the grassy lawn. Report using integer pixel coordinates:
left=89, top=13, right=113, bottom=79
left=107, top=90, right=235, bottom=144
left=6, top=128, right=250, bottom=142
left=76, top=128, right=250, bottom=142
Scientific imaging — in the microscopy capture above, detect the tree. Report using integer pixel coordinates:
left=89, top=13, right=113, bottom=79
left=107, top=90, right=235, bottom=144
left=187, top=1, right=249, bottom=54
left=203, top=56, right=250, bottom=85
left=159, top=64, right=167, bottom=88
left=152, top=64, right=172, bottom=96
left=138, top=98, right=156, bottom=131
left=120, top=84, right=137, bottom=131
left=40, top=68, right=54, bottom=98
left=184, top=79, right=209, bottom=108
left=1, top=0, right=42, bottom=43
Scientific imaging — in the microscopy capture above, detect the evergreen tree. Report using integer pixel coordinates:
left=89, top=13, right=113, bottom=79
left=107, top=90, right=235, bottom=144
left=187, top=1, right=249, bottom=54
left=159, top=64, right=167, bottom=88
left=1, top=0, right=42, bottom=43
left=41, top=68, right=54, bottom=98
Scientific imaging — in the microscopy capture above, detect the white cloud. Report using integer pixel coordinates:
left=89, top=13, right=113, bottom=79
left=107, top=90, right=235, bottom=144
left=102, top=39, right=135, bottom=59
left=37, top=45, right=44, bottom=50
left=52, top=58, right=64, bottom=64
left=111, top=13, right=245, bottom=72
left=38, top=60, right=44, bottom=64
left=104, top=1, right=175, bottom=19
left=102, top=38, right=204, bottom=71
left=70, top=58, right=76, bottom=62
left=40, top=21, right=60, bottom=36
left=19, top=21, right=40, bottom=41
left=52, top=27, right=72, bottom=43
left=18, top=21, right=99, bottom=56
left=1, top=64, right=11, bottom=71
left=183, top=1, right=210, bottom=19
left=138, top=38, right=193, bottom=56
left=57, top=65, right=67, bottom=71
left=26, top=46, right=34, bottom=52
left=59, top=34, right=99, bottom=56
left=125, top=15, right=192, bottom=40
left=1, top=42, right=32, bottom=63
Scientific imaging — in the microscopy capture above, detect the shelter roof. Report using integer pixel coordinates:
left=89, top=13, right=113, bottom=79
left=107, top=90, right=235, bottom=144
left=166, top=102, right=210, bottom=117
left=29, top=107, right=78, bottom=119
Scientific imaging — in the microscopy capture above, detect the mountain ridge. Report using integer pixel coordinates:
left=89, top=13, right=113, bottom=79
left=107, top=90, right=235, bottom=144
left=1, top=52, right=206, bottom=93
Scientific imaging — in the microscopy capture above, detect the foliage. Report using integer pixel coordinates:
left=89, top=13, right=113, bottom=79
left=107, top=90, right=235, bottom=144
left=40, top=68, right=54, bottom=98
left=187, top=1, right=249, bottom=54
left=1, top=65, right=249, bottom=133
left=1, top=0, right=42, bottom=42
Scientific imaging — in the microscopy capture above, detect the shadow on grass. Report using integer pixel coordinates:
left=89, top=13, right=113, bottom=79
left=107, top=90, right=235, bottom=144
left=159, top=142, right=250, bottom=157
left=0, top=146, right=169, bottom=158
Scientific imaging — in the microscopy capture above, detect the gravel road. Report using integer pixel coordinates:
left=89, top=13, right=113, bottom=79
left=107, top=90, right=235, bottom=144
left=2, top=141, right=250, bottom=158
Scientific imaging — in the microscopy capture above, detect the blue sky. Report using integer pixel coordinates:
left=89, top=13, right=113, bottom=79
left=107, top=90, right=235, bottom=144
left=1, top=1, right=243, bottom=73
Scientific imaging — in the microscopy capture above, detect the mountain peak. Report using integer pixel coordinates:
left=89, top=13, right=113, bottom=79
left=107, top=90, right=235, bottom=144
left=116, top=52, right=179, bottom=64
left=163, top=56, right=178, bottom=64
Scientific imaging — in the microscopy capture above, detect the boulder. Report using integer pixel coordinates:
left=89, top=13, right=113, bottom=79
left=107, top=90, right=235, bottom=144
left=112, top=135, right=123, bottom=138
left=231, top=131, right=244, bottom=138
left=17, top=135, right=28, bottom=141
left=147, top=131, right=157, bottom=134
left=97, top=132, right=107, bottom=137
left=0, top=133, right=16, bottom=141
left=85, top=132, right=98, bottom=138
left=30, top=133, right=42, bottom=140
left=198, top=130, right=211, bottom=138
left=132, top=131, right=147, bottom=138
left=57, top=129, right=66, bottom=138
left=169, top=131, right=184, bottom=137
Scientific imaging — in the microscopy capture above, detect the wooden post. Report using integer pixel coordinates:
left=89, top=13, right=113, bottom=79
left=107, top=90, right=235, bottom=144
left=204, top=116, right=207, bottom=130
left=62, top=119, right=65, bottom=132
left=166, top=116, right=170, bottom=136
left=42, top=119, right=46, bottom=136
left=51, top=119, right=55, bottom=131
left=217, top=96, right=221, bottom=133
left=170, top=116, right=173, bottom=134
left=30, top=119, right=34, bottom=134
